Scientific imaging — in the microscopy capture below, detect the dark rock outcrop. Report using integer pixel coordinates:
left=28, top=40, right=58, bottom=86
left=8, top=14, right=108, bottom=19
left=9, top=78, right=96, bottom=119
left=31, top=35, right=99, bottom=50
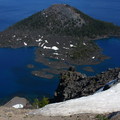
left=108, top=111, right=120, bottom=120
left=54, top=67, right=120, bottom=102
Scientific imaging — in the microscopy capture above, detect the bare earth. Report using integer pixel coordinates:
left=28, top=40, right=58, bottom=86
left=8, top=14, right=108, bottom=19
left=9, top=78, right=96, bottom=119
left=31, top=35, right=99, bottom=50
left=0, top=107, right=100, bottom=120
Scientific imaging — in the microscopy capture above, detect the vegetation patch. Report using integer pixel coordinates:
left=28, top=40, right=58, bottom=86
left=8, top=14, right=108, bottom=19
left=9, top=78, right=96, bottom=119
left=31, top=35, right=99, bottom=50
left=96, top=114, right=109, bottom=120
left=32, top=97, right=49, bottom=109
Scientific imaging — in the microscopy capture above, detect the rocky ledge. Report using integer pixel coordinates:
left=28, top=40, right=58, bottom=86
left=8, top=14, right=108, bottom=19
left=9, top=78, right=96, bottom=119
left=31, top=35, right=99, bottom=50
left=54, top=67, right=120, bottom=102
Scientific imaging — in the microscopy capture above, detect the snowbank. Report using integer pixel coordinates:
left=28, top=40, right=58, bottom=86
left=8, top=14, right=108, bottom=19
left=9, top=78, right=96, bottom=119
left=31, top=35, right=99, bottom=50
left=12, top=104, right=24, bottom=109
left=32, top=83, right=120, bottom=116
left=24, top=42, right=27, bottom=46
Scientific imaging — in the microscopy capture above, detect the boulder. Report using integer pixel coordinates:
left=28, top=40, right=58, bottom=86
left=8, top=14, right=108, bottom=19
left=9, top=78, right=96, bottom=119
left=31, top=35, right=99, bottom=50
left=4, top=96, right=29, bottom=109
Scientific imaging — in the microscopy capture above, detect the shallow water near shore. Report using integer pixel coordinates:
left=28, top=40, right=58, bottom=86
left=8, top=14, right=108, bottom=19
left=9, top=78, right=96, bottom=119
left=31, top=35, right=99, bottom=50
left=0, top=47, right=58, bottom=101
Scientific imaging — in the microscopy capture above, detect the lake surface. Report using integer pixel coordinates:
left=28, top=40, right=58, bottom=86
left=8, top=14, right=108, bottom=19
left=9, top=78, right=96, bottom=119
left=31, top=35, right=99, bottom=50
left=0, top=48, right=58, bottom=100
left=0, top=0, right=120, bottom=100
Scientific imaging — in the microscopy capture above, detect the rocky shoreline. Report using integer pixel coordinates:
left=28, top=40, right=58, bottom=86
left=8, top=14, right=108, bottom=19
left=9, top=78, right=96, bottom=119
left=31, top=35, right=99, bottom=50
left=0, top=30, right=110, bottom=79
left=31, top=36, right=110, bottom=79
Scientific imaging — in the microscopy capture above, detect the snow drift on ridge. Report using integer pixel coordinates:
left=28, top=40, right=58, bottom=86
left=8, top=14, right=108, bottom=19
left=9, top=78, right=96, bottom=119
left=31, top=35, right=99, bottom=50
left=32, top=83, right=120, bottom=116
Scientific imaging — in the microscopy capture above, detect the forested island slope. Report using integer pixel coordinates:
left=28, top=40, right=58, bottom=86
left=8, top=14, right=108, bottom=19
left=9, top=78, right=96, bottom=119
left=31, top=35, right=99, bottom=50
left=0, top=4, right=120, bottom=66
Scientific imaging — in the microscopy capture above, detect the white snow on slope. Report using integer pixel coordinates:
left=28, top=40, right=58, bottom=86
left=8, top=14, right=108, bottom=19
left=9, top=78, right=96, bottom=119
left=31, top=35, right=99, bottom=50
left=12, top=35, right=16, bottom=38
left=45, top=40, right=48, bottom=43
left=43, top=46, right=59, bottom=50
left=92, top=56, right=95, bottom=59
left=36, top=38, right=42, bottom=42
left=63, top=47, right=69, bottom=50
left=17, top=38, right=22, bottom=41
left=83, top=42, right=86, bottom=46
left=52, top=46, right=59, bottom=50
left=41, top=43, right=45, bottom=47
left=70, top=44, right=76, bottom=47
left=32, top=83, right=120, bottom=116
left=12, top=104, right=24, bottom=109
left=56, top=42, right=59, bottom=44
left=38, top=42, right=41, bottom=46
left=53, top=53, right=59, bottom=55
left=70, top=44, right=74, bottom=47
left=43, top=46, right=51, bottom=49
left=24, top=42, right=27, bottom=46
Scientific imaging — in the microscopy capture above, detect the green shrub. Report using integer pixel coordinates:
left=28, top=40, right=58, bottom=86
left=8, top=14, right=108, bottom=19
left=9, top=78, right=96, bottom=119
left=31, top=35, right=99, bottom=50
left=32, top=98, right=39, bottom=109
left=39, top=97, right=49, bottom=108
left=33, top=97, right=49, bottom=109
left=96, top=114, right=109, bottom=120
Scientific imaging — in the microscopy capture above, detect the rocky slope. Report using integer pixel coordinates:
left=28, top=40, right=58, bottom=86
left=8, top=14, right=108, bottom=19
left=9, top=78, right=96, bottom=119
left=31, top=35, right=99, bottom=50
left=54, top=67, right=120, bottom=102
left=0, top=107, right=100, bottom=120
left=1, top=106, right=120, bottom=120
left=2, top=4, right=120, bottom=40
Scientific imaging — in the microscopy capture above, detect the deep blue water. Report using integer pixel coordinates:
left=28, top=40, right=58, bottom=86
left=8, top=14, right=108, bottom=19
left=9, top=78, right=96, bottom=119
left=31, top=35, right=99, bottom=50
left=0, top=0, right=120, bottom=100
left=0, top=48, right=58, bottom=100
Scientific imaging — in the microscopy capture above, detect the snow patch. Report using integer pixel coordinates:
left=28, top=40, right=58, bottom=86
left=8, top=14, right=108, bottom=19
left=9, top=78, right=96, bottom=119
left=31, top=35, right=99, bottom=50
left=38, top=42, right=41, bottom=46
left=16, top=38, right=22, bottom=41
left=83, top=42, right=86, bottom=46
left=45, top=40, right=48, bottom=43
left=12, top=35, right=16, bottom=38
left=41, top=43, right=45, bottom=47
left=36, top=38, right=42, bottom=42
left=43, top=46, right=51, bottom=49
left=63, top=47, right=69, bottom=50
left=53, top=53, right=59, bottom=55
left=70, top=44, right=74, bottom=47
left=24, top=42, right=27, bottom=46
left=43, top=46, right=59, bottom=50
left=12, top=104, right=24, bottom=109
left=32, top=83, right=120, bottom=116
left=52, top=46, right=59, bottom=50
left=56, top=42, right=59, bottom=44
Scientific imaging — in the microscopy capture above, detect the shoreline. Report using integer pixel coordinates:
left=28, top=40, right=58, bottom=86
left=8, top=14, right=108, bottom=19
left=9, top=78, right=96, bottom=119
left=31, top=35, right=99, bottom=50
left=0, top=35, right=116, bottom=79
